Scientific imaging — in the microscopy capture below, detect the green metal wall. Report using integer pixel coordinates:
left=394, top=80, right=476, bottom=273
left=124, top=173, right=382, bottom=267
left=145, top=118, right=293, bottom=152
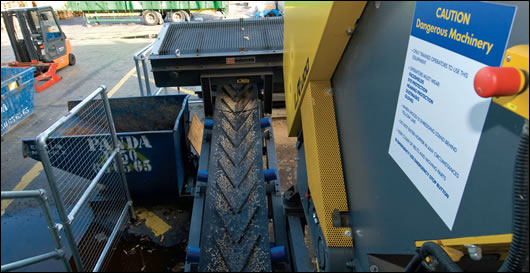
left=67, top=1, right=227, bottom=12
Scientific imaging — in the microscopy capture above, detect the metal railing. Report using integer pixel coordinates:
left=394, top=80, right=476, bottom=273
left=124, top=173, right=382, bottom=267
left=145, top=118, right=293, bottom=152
left=35, top=85, right=135, bottom=271
left=1, top=190, right=71, bottom=272
left=134, top=42, right=159, bottom=96
left=134, top=42, right=203, bottom=98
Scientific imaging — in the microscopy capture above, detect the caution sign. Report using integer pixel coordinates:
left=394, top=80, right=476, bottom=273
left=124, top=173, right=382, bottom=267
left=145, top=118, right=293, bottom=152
left=388, top=2, right=516, bottom=229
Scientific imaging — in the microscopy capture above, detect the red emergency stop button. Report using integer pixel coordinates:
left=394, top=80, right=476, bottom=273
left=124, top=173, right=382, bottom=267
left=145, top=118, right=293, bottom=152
left=474, top=67, right=527, bottom=98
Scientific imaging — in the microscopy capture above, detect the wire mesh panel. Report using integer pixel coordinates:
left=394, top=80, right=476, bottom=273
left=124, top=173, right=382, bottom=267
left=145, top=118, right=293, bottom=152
left=47, top=98, right=114, bottom=208
left=158, top=17, right=284, bottom=56
left=36, top=86, right=133, bottom=272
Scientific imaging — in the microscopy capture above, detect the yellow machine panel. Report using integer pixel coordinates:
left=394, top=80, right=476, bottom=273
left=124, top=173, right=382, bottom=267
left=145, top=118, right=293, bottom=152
left=301, top=81, right=351, bottom=247
left=416, top=234, right=513, bottom=262
left=283, top=0, right=366, bottom=248
left=493, top=45, right=529, bottom=120
left=284, top=1, right=366, bottom=137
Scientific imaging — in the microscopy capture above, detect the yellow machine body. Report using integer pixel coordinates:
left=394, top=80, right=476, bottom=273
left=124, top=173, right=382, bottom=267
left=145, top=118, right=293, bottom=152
left=283, top=1, right=366, bottom=248
left=493, top=45, right=529, bottom=120
left=283, top=1, right=366, bottom=137
left=300, top=81, right=351, bottom=247
left=284, top=1, right=528, bottom=271
left=416, top=234, right=513, bottom=262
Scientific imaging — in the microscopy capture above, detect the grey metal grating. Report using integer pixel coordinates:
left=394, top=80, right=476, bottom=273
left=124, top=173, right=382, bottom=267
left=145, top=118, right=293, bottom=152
left=158, top=17, right=283, bottom=56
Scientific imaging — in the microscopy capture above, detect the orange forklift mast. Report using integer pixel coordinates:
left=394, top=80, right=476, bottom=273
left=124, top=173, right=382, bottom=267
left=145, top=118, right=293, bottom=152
left=1, top=6, right=75, bottom=92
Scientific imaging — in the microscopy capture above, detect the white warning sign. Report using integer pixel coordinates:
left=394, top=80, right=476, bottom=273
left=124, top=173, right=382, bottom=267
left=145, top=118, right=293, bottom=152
left=388, top=2, right=516, bottom=229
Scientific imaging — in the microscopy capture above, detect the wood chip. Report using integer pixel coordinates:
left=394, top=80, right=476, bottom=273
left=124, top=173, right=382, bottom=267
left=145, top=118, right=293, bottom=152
left=122, top=250, right=128, bottom=255
left=141, top=265, right=146, bottom=271
left=243, top=36, right=250, bottom=40
left=160, top=234, right=165, bottom=242
left=188, top=113, right=204, bottom=155
left=171, top=263, right=185, bottom=272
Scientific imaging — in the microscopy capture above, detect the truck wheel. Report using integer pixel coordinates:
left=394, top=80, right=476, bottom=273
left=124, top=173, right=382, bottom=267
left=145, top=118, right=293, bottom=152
left=143, top=10, right=158, bottom=26
left=169, top=11, right=185, bottom=22
left=68, top=53, right=76, bottom=66
left=156, top=11, right=163, bottom=25
left=179, top=10, right=190, bottom=21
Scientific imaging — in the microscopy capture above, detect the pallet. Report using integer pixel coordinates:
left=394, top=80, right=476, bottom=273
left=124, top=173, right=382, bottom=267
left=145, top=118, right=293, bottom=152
left=55, top=10, right=74, bottom=20
left=1, top=1, right=26, bottom=10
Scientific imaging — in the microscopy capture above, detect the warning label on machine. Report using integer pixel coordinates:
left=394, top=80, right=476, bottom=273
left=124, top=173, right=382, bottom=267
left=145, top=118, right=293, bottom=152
left=389, top=2, right=516, bottom=230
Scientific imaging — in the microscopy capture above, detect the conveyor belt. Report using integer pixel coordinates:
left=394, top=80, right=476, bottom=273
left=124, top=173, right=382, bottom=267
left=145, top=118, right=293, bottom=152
left=199, top=82, right=272, bottom=272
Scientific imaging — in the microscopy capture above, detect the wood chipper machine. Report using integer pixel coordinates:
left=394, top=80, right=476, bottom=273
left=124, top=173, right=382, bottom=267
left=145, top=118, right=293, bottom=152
left=151, top=1, right=529, bottom=272
left=3, top=1, right=529, bottom=272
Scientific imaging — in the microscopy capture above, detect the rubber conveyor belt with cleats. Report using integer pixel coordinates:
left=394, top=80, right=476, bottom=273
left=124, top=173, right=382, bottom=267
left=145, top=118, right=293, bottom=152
left=150, top=17, right=305, bottom=272
left=200, top=83, right=271, bottom=271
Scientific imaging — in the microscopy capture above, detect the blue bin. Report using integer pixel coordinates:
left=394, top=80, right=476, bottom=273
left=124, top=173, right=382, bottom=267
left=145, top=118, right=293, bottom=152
left=23, top=94, right=192, bottom=201
left=1, top=66, right=36, bottom=136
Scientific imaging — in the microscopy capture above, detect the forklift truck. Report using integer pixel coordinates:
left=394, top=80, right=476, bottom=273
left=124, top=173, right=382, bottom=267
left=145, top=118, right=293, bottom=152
left=2, top=6, right=75, bottom=92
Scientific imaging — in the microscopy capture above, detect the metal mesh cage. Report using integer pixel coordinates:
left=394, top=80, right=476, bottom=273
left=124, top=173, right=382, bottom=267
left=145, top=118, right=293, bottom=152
left=36, top=87, right=132, bottom=271
left=158, top=17, right=284, bottom=56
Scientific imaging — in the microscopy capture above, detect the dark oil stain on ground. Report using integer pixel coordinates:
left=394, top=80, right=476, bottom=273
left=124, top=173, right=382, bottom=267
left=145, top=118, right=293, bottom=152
left=104, top=202, right=192, bottom=272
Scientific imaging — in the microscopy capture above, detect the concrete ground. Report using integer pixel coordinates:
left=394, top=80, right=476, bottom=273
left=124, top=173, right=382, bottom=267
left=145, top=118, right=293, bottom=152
left=1, top=35, right=163, bottom=209
left=1, top=6, right=298, bottom=272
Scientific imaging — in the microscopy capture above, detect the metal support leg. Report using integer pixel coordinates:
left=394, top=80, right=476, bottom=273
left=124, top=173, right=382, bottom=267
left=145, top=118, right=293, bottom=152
left=200, top=77, right=213, bottom=117
left=141, top=59, right=151, bottom=96
left=134, top=59, right=145, bottom=96
left=265, top=127, right=292, bottom=270
left=184, top=131, right=211, bottom=272
left=287, top=216, right=313, bottom=272
left=264, top=74, right=273, bottom=114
